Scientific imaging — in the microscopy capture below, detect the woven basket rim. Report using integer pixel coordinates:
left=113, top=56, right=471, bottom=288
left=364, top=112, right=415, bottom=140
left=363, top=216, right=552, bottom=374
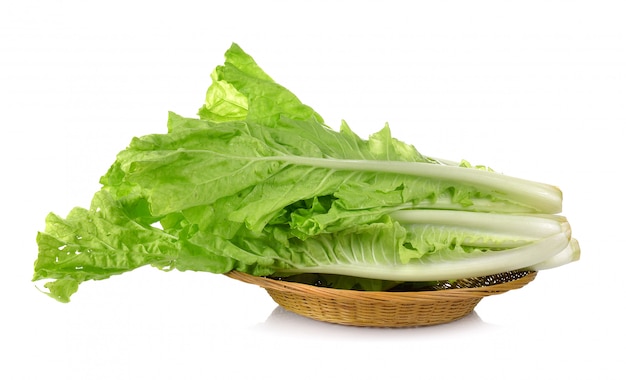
left=226, top=270, right=537, bottom=302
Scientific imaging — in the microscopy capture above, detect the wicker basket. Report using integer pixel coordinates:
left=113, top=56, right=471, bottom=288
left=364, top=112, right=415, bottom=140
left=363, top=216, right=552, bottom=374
left=226, top=270, right=537, bottom=327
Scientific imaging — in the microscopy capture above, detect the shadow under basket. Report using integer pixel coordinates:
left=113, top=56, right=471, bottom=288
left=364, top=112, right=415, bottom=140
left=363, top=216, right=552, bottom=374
left=226, top=270, right=537, bottom=327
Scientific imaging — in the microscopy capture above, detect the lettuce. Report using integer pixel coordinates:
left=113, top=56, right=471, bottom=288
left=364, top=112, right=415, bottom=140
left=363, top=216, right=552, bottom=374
left=33, top=43, right=578, bottom=302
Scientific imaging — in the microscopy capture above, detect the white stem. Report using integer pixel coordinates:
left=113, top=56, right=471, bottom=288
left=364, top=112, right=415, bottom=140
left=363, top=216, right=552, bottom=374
left=272, top=156, right=563, bottom=214
left=529, top=238, right=580, bottom=270
left=391, top=209, right=569, bottom=241
left=284, top=232, right=570, bottom=281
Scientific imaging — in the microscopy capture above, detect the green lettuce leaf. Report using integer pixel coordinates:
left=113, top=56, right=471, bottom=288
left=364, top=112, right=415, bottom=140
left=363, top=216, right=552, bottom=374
left=33, top=43, right=576, bottom=301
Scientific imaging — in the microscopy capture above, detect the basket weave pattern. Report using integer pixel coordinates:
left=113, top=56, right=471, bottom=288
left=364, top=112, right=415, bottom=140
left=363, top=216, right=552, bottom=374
left=227, top=270, right=537, bottom=327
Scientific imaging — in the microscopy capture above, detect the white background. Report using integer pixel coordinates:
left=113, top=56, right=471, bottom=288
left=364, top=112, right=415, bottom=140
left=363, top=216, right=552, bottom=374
left=2, top=1, right=624, bottom=379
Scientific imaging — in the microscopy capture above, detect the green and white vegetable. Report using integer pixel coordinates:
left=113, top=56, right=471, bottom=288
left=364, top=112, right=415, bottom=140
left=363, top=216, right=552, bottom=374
left=33, top=43, right=579, bottom=302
